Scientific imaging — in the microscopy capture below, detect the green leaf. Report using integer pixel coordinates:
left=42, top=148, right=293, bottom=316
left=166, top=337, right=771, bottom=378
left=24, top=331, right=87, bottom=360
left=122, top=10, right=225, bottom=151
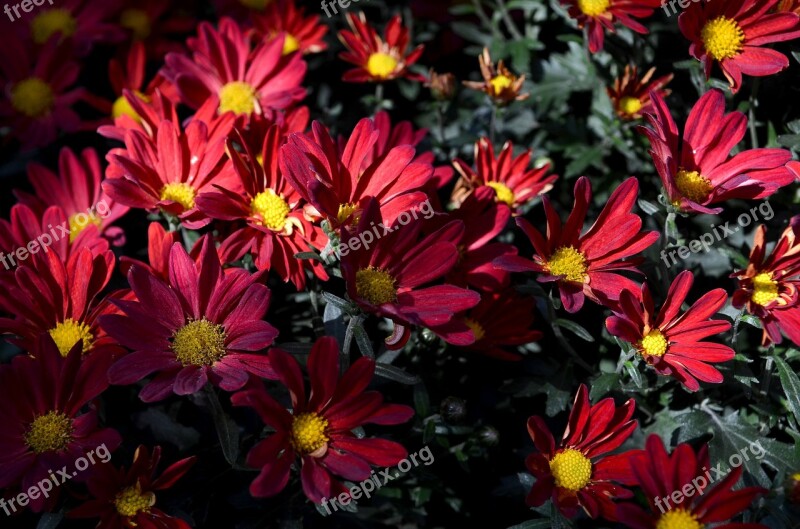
left=375, top=363, right=421, bottom=385
left=205, top=386, right=240, bottom=467
left=774, top=355, right=800, bottom=424
left=36, top=513, right=63, bottom=529
left=507, top=521, right=552, bottom=529
left=589, top=373, right=619, bottom=400
left=554, top=318, right=595, bottom=342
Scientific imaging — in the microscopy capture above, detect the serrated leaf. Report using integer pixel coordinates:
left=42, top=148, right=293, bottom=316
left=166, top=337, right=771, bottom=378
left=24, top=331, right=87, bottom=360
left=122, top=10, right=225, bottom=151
left=774, top=355, right=800, bottom=424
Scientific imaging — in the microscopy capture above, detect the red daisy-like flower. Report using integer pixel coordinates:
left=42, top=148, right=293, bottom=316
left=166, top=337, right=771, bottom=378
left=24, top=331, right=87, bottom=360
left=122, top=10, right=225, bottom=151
left=15, top=147, right=129, bottom=247
left=679, top=0, right=800, bottom=93
left=116, top=0, right=196, bottom=58
left=560, top=0, right=663, bottom=53
left=526, top=384, right=638, bottom=520
left=196, top=125, right=329, bottom=290
left=18, top=0, right=124, bottom=55
left=279, top=118, right=434, bottom=228
left=162, top=17, right=307, bottom=119
left=0, top=336, right=121, bottom=511
left=68, top=445, right=195, bottom=529
left=231, top=336, right=414, bottom=503
left=616, top=434, right=768, bottom=529
left=452, top=138, right=557, bottom=212
left=0, top=247, right=121, bottom=361
left=496, top=176, right=659, bottom=313
left=732, top=216, right=800, bottom=346
left=606, top=271, right=735, bottom=392
left=103, top=114, right=237, bottom=229
left=338, top=12, right=426, bottom=83
left=340, top=199, right=480, bottom=345
left=640, top=88, right=795, bottom=214
left=252, top=0, right=328, bottom=55
left=607, top=65, right=673, bottom=121
left=101, top=235, right=279, bottom=402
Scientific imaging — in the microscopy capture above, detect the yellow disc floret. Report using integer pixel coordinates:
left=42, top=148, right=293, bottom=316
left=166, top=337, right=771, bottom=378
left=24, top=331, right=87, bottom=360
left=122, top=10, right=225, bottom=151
left=120, top=9, right=151, bottom=40
left=577, top=0, right=610, bottom=16
left=464, top=318, right=486, bottom=341
left=486, top=181, right=516, bottom=206
left=251, top=190, right=291, bottom=231
left=751, top=272, right=779, bottom=306
left=702, top=16, right=745, bottom=61
left=337, top=202, right=359, bottom=225
left=69, top=212, right=103, bottom=242
left=160, top=182, right=196, bottom=210
left=239, top=0, right=272, bottom=9
left=547, top=246, right=588, bottom=283
left=356, top=267, right=397, bottom=305
left=48, top=318, right=94, bottom=356
left=11, top=78, right=54, bottom=118
left=366, top=53, right=398, bottom=80
left=640, top=328, right=668, bottom=358
left=219, top=81, right=258, bottom=116
left=112, top=91, right=150, bottom=122
left=549, top=448, right=592, bottom=491
left=489, top=75, right=513, bottom=96
left=674, top=169, right=713, bottom=204
left=25, top=411, right=73, bottom=454
left=114, top=484, right=155, bottom=517
left=282, top=34, right=300, bottom=55
left=171, top=319, right=227, bottom=366
left=655, top=508, right=703, bottom=529
left=619, top=96, right=643, bottom=116
left=291, top=412, right=329, bottom=455
left=31, top=9, right=77, bottom=44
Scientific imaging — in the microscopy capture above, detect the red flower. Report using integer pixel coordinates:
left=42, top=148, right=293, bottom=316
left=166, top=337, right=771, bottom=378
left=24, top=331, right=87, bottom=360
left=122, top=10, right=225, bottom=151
left=0, top=337, right=121, bottom=511
left=68, top=445, right=195, bottom=529
left=732, top=216, right=800, bottom=346
left=338, top=12, right=425, bottom=83
left=616, top=435, right=767, bottom=529
left=640, top=88, right=795, bottom=214
left=279, top=118, right=434, bottom=228
left=105, top=42, right=175, bottom=125
left=231, top=337, right=414, bottom=503
left=606, top=271, right=735, bottom=391
left=526, top=384, right=638, bottom=519
left=679, top=0, right=800, bottom=93
left=253, top=0, right=328, bottom=55
left=496, top=177, right=659, bottom=313
left=20, top=0, right=124, bottom=55
left=102, top=235, right=279, bottom=402
left=452, top=138, right=557, bottom=212
left=340, top=199, right=481, bottom=345
left=162, top=18, right=307, bottom=119
left=196, top=125, right=329, bottom=289
left=116, top=0, right=196, bottom=58
left=607, top=65, right=673, bottom=120
left=560, top=0, right=663, bottom=53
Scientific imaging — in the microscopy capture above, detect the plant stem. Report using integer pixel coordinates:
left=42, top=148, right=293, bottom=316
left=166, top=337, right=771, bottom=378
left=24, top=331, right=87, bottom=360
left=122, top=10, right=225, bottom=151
left=748, top=79, right=761, bottom=149
left=489, top=104, right=498, bottom=144
left=496, top=0, right=524, bottom=40
left=546, top=296, right=593, bottom=372
left=374, top=83, right=384, bottom=114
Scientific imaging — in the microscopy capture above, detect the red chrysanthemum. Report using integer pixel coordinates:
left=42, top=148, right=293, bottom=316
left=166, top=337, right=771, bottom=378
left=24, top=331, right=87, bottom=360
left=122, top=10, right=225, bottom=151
left=338, top=12, right=425, bottom=83
left=606, top=270, right=735, bottom=391
left=560, top=0, right=663, bottom=53
left=162, top=17, right=307, bottom=119
left=526, top=384, right=638, bottom=520
left=252, top=0, right=328, bottom=55
left=231, top=336, right=414, bottom=502
left=640, top=88, right=795, bottom=214
left=452, top=138, right=557, bottom=212
left=19, top=0, right=124, bottom=55
left=68, top=445, right=195, bottom=529
left=116, top=0, right=196, bottom=58
left=732, top=216, right=800, bottom=346
left=680, top=0, right=800, bottom=93
left=0, top=336, right=121, bottom=511
left=196, top=125, right=329, bottom=290
left=101, top=235, right=279, bottom=402
left=607, top=65, right=673, bottom=120
left=616, top=435, right=767, bottom=529
left=496, top=176, right=659, bottom=313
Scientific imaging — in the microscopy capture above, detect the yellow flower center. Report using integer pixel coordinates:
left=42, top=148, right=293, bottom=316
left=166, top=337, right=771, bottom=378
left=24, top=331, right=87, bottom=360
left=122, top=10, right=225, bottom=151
left=489, top=74, right=513, bottom=96
left=674, top=169, right=713, bottom=204
left=640, top=328, right=668, bottom=357
left=251, top=190, right=290, bottom=231
left=114, top=485, right=155, bottom=517
left=619, top=96, right=643, bottom=116
left=337, top=202, right=359, bottom=224
left=48, top=318, right=94, bottom=357
left=655, top=508, right=703, bottom=529
left=160, top=182, right=196, bottom=210
left=291, top=412, right=329, bottom=455
left=549, top=448, right=592, bottom=491
left=239, top=0, right=271, bottom=9
left=11, top=78, right=54, bottom=118
left=366, top=52, right=398, bottom=79
left=356, top=267, right=397, bottom=305
left=25, top=411, right=73, bottom=454
left=464, top=318, right=486, bottom=341
left=69, top=212, right=103, bottom=242
left=31, top=9, right=77, bottom=44
left=751, top=272, right=779, bottom=306
left=486, top=181, right=515, bottom=206
left=218, top=81, right=258, bottom=116
left=577, top=0, right=611, bottom=16
left=120, top=9, right=151, bottom=40
left=171, top=319, right=227, bottom=366
left=701, top=16, right=745, bottom=61
left=112, top=91, right=150, bottom=122
left=547, top=246, right=588, bottom=283
left=282, top=34, right=300, bottom=55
